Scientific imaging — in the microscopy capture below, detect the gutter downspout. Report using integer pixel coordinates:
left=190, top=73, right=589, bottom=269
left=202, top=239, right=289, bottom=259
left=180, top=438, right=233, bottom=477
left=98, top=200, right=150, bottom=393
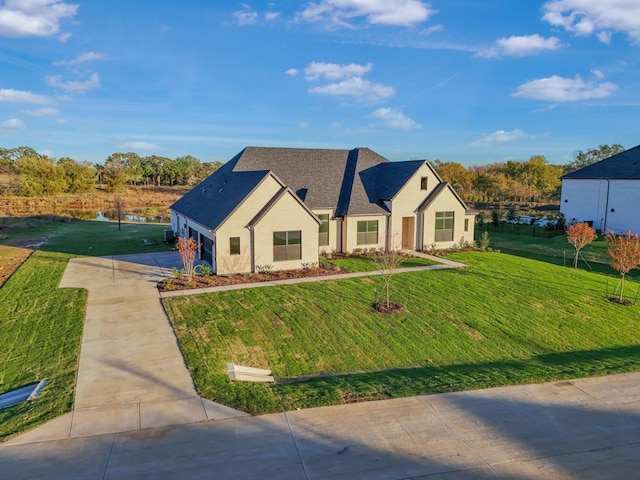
left=603, top=180, right=611, bottom=232
left=247, top=226, right=255, bottom=273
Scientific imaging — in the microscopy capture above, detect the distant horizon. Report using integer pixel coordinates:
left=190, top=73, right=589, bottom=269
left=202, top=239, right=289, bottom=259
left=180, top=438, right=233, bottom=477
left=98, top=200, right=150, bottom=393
left=1, top=1, right=638, bottom=166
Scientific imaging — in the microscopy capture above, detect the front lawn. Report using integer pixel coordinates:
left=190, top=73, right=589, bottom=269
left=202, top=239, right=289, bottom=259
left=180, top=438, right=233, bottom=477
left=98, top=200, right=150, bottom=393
left=324, top=253, right=438, bottom=272
left=0, top=219, right=170, bottom=442
left=164, top=251, right=640, bottom=414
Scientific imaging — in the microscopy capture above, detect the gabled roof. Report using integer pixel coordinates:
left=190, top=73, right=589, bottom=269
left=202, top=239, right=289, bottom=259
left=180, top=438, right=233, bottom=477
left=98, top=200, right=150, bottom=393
left=417, top=182, right=477, bottom=215
left=247, top=186, right=321, bottom=228
left=171, top=146, right=461, bottom=230
left=170, top=159, right=272, bottom=231
left=562, top=144, right=640, bottom=179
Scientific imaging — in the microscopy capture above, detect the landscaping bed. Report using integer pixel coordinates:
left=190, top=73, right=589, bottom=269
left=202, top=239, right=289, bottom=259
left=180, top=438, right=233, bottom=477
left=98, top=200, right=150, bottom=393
left=158, top=263, right=347, bottom=291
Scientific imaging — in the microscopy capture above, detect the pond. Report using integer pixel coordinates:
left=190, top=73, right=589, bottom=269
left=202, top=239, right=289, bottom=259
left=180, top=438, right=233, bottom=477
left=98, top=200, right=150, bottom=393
left=61, top=209, right=171, bottom=223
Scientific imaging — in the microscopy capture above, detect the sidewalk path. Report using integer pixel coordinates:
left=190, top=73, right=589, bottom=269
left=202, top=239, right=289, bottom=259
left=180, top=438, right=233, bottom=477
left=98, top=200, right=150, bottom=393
left=2, top=372, right=640, bottom=479
left=7, top=252, right=247, bottom=444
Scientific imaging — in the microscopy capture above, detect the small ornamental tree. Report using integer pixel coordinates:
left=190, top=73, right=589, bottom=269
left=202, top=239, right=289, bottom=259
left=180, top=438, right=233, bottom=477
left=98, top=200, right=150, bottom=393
left=177, top=236, right=200, bottom=281
left=566, top=222, right=597, bottom=268
left=114, top=196, right=125, bottom=231
left=605, top=230, right=640, bottom=301
left=370, top=236, right=405, bottom=312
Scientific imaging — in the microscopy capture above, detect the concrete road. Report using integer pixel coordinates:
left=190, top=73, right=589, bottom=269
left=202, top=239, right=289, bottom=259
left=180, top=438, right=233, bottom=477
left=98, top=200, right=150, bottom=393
left=2, top=372, right=640, bottom=479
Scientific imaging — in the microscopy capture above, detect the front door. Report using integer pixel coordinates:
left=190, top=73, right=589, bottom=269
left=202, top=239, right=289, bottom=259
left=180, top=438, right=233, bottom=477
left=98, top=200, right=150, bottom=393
left=402, top=217, right=414, bottom=250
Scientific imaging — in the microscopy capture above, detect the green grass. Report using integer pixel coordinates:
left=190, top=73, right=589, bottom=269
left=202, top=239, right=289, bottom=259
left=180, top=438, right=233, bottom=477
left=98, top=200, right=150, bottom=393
left=0, top=219, right=171, bottom=442
left=164, top=251, right=640, bottom=414
left=479, top=225, right=640, bottom=282
left=325, top=254, right=438, bottom=272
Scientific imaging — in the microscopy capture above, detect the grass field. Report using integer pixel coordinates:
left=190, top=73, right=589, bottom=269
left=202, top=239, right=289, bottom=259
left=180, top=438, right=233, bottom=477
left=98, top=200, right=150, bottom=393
left=164, top=251, right=640, bottom=414
left=479, top=225, right=640, bottom=283
left=324, top=254, right=438, bottom=272
left=0, top=219, right=170, bottom=442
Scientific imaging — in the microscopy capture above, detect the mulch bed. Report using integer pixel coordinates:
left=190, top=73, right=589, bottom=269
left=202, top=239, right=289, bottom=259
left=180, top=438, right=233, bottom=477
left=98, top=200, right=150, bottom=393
left=607, top=296, right=635, bottom=306
left=373, top=301, right=405, bottom=314
left=158, top=263, right=347, bottom=292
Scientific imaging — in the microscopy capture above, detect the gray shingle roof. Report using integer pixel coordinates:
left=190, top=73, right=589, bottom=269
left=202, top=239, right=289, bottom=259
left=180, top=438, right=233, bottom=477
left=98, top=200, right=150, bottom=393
left=171, top=146, right=454, bottom=231
left=170, top=159, right=271, bottom=230
left=562, top=144, right=640, bottom=179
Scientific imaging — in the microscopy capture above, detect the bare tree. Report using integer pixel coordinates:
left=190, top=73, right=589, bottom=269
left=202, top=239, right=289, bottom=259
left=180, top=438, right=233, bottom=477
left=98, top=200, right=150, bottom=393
left=114, top=196, right=125, bottom=231
left=369, top=236, right=405, bottom=312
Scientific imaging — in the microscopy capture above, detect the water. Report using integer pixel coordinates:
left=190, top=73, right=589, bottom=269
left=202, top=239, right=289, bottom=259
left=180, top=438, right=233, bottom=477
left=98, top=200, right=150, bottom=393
left=95, top=210, right=170, bottom=223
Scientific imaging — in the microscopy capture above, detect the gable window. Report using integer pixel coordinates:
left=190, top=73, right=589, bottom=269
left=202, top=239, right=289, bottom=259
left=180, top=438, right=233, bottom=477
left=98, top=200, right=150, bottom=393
left=357, top=220, right=378, bottom=245
left=435, top=211, right=454, bottom=242
left=318, top=214, right=329, bottom=246
left=420, top=177, right=428, bottom=190
left=464, top=218, right=469, bottom=232
left=230, top=237, right=240, bottom=255
left=273, top=230, right=301, bottom=261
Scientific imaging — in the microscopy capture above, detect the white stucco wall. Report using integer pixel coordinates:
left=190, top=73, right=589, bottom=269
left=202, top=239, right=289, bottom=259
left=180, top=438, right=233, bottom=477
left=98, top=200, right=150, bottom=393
left=215, top=176, right=283, bottom=274
left=388, top=162, right=439, bottom=250
left=343, top=215, right=388, bottom=252
left=561, top=179, right=640, bottom=234
left=253, top=193, right=319, bottom=271
left=421, top=188, right=474, bottom=249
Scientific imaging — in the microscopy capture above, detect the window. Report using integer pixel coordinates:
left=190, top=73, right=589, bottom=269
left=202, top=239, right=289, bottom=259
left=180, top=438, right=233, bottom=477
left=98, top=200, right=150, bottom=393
left=318, top=214, right=329, bottom=246
left=357, top=220, right=378, bottom=245
left=273, top=230, right=301, bottom=261
left=464, top=218, right=469, bottom=232
left=420, top=177, right=428, bottom=190
left=230, top=237, right=240, bottom=255
left=435, top=211, right=454, bottom=242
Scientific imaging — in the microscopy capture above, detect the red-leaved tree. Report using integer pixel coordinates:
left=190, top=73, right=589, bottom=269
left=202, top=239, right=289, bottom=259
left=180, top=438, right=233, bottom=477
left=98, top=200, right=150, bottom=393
left=566, top=222, right=597, bottom=268
left=177, top=236, right=200, bottom=281
left=605, top=230, right=640, bottom=301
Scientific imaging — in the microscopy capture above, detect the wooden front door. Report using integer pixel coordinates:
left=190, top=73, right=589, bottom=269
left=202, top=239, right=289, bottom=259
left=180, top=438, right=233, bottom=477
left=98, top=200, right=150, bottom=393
left=402, top=216, right=414, bottom=250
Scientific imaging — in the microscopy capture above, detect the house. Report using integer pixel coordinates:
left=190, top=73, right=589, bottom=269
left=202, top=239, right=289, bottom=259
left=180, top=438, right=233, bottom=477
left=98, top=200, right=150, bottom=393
left=560, top=144, right=640, bottom=234
left=170, top=147, right=476, bottom=274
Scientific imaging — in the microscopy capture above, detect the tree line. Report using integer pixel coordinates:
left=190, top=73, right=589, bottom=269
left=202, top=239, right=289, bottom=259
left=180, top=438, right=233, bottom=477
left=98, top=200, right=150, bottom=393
left=432, top=144, right=624, bottom=203
left=0, top=147, right=223, bottom=196
left=0, top=143, right=623, bottom=200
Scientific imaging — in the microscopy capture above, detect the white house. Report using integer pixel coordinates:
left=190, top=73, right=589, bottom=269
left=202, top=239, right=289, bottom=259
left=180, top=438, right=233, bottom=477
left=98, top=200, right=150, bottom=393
left=560, top=144, right=640, bottom=234
left=170, top=147, right=477, bottom=274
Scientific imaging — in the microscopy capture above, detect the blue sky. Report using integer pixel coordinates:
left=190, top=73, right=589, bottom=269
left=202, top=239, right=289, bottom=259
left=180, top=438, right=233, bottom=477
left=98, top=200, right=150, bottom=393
left=1, top=0, right=639, bottom=166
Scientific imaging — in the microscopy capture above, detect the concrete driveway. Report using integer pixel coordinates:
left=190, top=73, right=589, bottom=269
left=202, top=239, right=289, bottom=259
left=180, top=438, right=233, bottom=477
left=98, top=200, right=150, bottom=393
left=2, top=252, right=640, bottom=478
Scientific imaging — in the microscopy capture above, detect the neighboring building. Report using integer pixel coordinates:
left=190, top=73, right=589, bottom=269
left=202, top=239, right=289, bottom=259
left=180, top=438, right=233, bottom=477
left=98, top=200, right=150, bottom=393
left=560, top=144, right=640, bottom=234
left=170, top=147, right=476, bottom=274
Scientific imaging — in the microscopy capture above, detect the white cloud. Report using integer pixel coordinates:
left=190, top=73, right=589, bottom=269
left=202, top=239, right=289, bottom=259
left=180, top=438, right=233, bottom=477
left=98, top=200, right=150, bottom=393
left=0, top=0, right=78, bottom=37
left=513, top=74, right=617, bottom=102
left=233, top=6, right=258, bottom=26
left=471, top=129, right=530, bottom=147
left=297, top=121, right=309, bottom=128
left=45, top=72, right=101, bottom=95
left=265, top=11, right=280, bottom=20
left=58, top=31, right=71, bottom=42
left=119, top=141, right=160, bottom=151
left=304, top=61, right=372, bottom=80
left=53, top=51, right=108, bottom=67
left=369, top=107, right=420, bottom=130
left=0, top=118, right=26, bottom=130
left=297, top=0, right=435, bottom=28
left=477, top=34, right=562, bottom=58
left=21, top=107, right=60, bottom=116
left=285, top=68, right=299, bottom=76
left=0, top=88, right=56, bottom=105
left=309, top=76, right=395, bottom=103
left=543, top=0, right=640, bottom=44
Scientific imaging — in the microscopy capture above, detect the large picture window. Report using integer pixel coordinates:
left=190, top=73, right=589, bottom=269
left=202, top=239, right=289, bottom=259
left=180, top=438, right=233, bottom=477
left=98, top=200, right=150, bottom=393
left=318, top=214, right=329, bottom=246
left=273, top=230, right=301, bottom=261
left=357, top=220, right=378, bottom=245
left=435, top=211, right=454, bottom=242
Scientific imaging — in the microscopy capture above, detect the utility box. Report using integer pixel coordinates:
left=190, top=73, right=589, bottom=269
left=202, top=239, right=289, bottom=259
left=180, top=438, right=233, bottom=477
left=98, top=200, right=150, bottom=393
left=164, top=229, right=176, bottom=244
